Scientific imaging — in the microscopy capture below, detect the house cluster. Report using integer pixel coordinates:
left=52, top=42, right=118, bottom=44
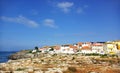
left=36, top=40, right=120, bottom=55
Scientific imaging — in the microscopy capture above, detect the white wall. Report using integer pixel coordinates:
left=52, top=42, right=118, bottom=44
left=81, top=50, right=92, bottom=54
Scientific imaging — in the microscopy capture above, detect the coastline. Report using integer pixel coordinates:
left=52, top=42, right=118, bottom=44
left=0, top=52, right=120, bottom=73
left=0, top=51, right=17, bottom=63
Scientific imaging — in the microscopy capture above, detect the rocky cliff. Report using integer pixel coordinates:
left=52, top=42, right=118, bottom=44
left=8, top=50, right=32, bottom=60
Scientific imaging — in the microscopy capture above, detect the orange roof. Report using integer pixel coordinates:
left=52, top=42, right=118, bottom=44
left=86, top=42, right=92, bottom=44
left=81, top=46, right=91, bottom=50
left=78, top=42, right=83, bottom=46
left=54, top=46, right=61, bottom=50
left=69, top=45, right=78, bottom=49
left=39, top=48, right=47, bottom=50
left=43, top=46, right=49, bottom=48
left=92, top=43, right=103, bottom=46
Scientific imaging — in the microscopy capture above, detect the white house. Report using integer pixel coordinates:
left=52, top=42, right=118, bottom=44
left=53, top=45, right=61, bottom=53
left=92, top=42, right=104, bottom=54
left=77, top=42, right=82, bottom=49
left=60, top=45, right=74, bottom=53
left=32, top=49, right=37, bottom=53
left=39, top=46, right=51, bottom=53
left=81, top=42, right=92, bottom=54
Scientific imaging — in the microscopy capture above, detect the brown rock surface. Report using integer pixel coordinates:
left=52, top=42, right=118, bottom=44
left=0, top=54, right=120, bottom=73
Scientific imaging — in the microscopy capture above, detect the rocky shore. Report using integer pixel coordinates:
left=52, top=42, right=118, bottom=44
left=0, top=52, right=120, bottom=73
left=8, top=50, right=44, bottom=60
left=8, top=50, right=32, bottom=60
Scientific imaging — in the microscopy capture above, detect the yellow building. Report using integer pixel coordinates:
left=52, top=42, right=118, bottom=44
left=105, top=41, right=118, bottom=55
left=114, top=41, right=120, bottom=50
left=117, top=43, right=120, bottom=50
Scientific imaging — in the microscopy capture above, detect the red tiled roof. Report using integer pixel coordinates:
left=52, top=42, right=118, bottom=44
left=78, top=42, right=82, bottom=46
left=81, top=46, right=91, bottom=50
left=92, top=43, right=103, bottom=46
left=54, top=46, right=61, bottom=50
left=43, top=46, right=49, bottom=48
left=86, top=42, right=92, bottom=44
left=39, top=48, right=47, bottom=51
left=69, top=45, right=78, bottom=49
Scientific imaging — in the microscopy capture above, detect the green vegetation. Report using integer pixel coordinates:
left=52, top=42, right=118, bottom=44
left=28, top=50, right=32, bottom=53
left=109, top=54, right=118, bottom=58
left=84, top=53, right=118, bottom=58
left=52, top=53, right=57, bottom=56
left=16, top=68, right=26, bottom=71
left=100, top=54, right=108, bottom=58
left=85, top=53, right=100, bottom=56
left=28, top=46, right=42, bottom=54
left=49, top=47, right=54, bottom=51
left=72, top=57, right=75, bottom=60
left=35, top=46, right=39, bottom=50
left=84, top=53, right=117, bottom=58
left=41, top=59, right=44, bottom=62
left=35, top=46, right=42, bottom=52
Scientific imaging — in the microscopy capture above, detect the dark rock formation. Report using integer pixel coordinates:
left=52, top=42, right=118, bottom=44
left=8, top=50, right=30, bottom=60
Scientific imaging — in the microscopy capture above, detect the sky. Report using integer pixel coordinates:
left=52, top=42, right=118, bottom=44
left=0, top=0, right=120, bottom=51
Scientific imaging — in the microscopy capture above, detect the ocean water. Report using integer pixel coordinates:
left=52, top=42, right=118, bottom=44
left=0, top=51, right=16, bottom=63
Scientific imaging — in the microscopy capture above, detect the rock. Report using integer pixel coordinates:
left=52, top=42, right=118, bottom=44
left=34, top=70, right=43, bottom=73
left=0, top=71, right=12, bottom=73
left=25, top=54, right=34, bottom=58
left=27, top=68, right=33, bottom=72
left=88, top=71, right=99, bottom=73
left=1, top=54, right=120, bottom=73
left=12, top=71, right=28, bottom=73
left=8, top=50, right=30, bottom=60
left=25, top=67, right=34, bottom=73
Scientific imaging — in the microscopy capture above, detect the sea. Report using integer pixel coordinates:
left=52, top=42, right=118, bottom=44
left=0, top=51, right=17, bottom=63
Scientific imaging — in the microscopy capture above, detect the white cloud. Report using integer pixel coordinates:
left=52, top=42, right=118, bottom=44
left=57, top=2, right=74, bottom=13
left=0, top=15, right=39, bottom=28
left=43, top=19, right=57, bottom=28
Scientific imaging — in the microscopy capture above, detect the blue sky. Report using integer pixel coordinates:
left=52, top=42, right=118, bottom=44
left=0, top=0, right=120, bottom=51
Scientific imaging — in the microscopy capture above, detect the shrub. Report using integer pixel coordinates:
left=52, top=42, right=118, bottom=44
left=92, top=53, right=99, bottom=56
left=110, top=54, right=118, bottom=57
left=16, top=68, right=25, bottom=71
left=100, top=54, right=108, bottom=58
left=72, top=57, right=75, bottom=60
left=68, top=67, right=77, bottom=72
left=85, top=53, right=100, bottom=56
left=41, top=59, right=44, bottom=62
left=29, top=50, right=32, bottom=53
